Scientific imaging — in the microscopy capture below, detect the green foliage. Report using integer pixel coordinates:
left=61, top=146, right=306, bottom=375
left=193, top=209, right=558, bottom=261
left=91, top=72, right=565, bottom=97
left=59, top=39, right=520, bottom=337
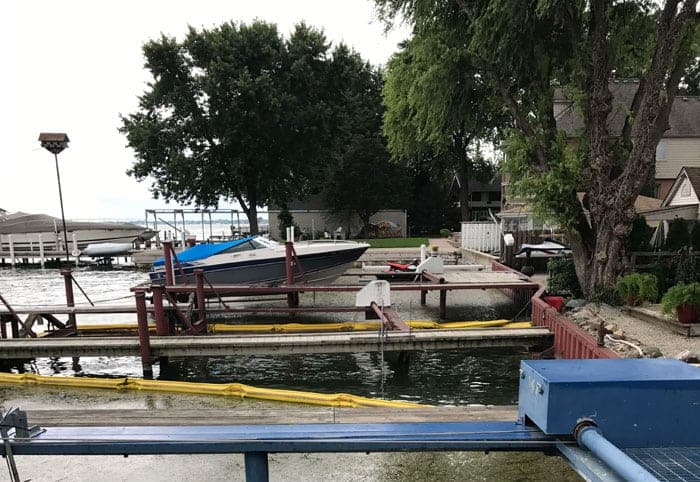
left=664, top=218, right=691, bottom=251
left=615, top=273, right=658, bottom=306
left=547, top=256, right=582, bottom=297
left=590, top=286, right=623, bottom=307
left=277, top=206, right=295, bottom=241
left=355, top=238, right=429, bottom=248
left=439, top=228, right=451, bottom=238
left=382, top=28, right=506, bottom=221
left=661, top=282, right=700, bottom=314
left=626, top=216, right=654, bottom=253
left=691, top=221, right=700, bottom=251
left=674, top=248, right=700, bottom=285
left=121, top=21, right=380, bottom=234
left=502, top=132, right=584, bottom=231
left=375, top=0, right=699, bottom=298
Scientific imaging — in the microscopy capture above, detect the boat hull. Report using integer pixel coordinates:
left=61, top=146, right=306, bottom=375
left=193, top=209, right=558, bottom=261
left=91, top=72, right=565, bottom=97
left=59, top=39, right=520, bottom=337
left=149, top=245, right=368, bottom=286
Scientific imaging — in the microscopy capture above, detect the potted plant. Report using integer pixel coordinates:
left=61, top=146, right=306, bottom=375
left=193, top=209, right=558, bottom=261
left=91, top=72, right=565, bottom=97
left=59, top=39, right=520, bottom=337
left=615, top=273, right=658, bottom=306
left=661, top=282, right=700, bottom=324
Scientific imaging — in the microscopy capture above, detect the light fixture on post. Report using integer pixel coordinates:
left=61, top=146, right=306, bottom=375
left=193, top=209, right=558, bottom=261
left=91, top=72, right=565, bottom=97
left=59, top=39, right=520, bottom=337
left=38, top=132, right=71, bottom=264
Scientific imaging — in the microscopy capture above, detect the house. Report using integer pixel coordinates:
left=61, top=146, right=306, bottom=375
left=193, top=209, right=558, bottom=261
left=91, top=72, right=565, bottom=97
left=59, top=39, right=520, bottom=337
left=552, top=79, right=700, bottom=199
left=450, top=175, right=502, bottom=221
left=499, top=80, right=700, bottom=229
left=268, top=195, right=407, bottom=240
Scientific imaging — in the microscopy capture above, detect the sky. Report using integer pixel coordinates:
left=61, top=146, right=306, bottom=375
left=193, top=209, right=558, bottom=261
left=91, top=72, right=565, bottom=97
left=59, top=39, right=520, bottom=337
left=3, top=1, right=409, bottom=221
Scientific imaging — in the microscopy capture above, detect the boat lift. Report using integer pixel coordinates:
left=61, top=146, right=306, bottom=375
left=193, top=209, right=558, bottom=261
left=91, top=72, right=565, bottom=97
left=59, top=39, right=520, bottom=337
left=2, top=358, right=699, bottom=482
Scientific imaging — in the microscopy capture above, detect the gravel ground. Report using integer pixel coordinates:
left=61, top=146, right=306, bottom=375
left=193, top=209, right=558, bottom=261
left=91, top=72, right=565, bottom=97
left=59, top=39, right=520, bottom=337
left=566, top=303, right=699, bottom=359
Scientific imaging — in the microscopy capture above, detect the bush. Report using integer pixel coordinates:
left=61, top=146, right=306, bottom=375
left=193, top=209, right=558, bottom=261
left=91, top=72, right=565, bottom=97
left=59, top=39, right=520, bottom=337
left=277, top=206, right=297, bottom=241
left=615, top=273, right=658, bottom=306
left=547, top=256, right=582, bottom=297
left=664, top=218, right=690, bottom=251
left=692, top=221, right=700, bottom=251
left=661, top=282, right=700, bottom=314
left=591, top=286, right=623, bottom=306
left=625, top=215, right=653, bottom=252
left=439, top=228, right=451, bottom=238
left=674, top=248, right=700, bottom=285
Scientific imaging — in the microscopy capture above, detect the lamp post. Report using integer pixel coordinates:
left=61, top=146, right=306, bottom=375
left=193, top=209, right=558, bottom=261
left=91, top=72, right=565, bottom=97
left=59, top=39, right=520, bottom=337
left=38, top=132, right=71, bottom=264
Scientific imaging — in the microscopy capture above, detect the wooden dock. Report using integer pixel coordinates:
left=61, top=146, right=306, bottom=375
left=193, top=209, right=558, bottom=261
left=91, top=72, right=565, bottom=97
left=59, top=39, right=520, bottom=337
left=0, top=328, right=551, bottom=358
left=23, top=405, right=518, bottom=426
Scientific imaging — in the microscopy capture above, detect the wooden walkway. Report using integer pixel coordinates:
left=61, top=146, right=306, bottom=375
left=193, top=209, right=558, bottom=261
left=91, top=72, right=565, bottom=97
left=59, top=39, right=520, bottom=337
left=0, top=328, right=551, bottom=358
left=24, top=406, right=518, bottom=427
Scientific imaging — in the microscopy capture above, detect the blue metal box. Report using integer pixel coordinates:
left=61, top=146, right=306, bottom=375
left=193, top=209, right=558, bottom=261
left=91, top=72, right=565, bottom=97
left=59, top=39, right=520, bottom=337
left=518, top=359, right=700, bottom=447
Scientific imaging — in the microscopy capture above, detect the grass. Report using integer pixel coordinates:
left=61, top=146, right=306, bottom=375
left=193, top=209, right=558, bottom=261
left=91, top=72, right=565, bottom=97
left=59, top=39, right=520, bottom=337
left=355, top=237, right=430, bottom=248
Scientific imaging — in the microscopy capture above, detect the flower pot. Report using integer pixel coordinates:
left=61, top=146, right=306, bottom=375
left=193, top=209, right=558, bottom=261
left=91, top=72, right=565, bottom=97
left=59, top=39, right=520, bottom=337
left=676, top=304, right=700, bottom=324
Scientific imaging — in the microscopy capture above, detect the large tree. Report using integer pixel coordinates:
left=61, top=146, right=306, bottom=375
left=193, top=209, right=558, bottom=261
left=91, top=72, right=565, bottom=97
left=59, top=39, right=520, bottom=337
left=320, top=45, right=408, bottom=237
left=378, top=0, right=699, bottom=297
left=121, top=21, right=335, bottom=234
left=383, top=33, right=505, bottom=222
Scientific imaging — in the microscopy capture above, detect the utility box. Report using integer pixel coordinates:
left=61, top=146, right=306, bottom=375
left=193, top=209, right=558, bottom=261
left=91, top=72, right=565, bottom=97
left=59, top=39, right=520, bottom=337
left=518, top=359, right=700, bottom=447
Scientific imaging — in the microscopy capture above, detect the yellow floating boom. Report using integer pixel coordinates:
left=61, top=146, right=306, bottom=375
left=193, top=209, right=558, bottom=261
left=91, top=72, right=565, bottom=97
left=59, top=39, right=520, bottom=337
left=0, top=372, right=425, bottom=409
left=76, top=319, right=531, bottom=334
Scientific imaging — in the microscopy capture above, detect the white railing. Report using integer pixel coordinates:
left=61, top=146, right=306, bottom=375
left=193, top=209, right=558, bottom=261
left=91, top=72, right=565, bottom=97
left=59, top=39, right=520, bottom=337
left=460, top=221, right=502, bottom=253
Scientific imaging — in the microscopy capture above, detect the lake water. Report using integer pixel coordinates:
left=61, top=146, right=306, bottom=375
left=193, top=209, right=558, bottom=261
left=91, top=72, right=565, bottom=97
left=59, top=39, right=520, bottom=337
left=0, top=266, right=527, bottom=406
left=0, top=267, right=584, bottom=481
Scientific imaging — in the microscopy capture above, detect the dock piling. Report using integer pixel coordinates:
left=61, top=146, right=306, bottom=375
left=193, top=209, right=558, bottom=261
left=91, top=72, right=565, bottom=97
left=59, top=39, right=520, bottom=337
left=61, top=269, right=76, bottom=330
left=152, top=285, right=168, bottom=336
left=135, top=291, right=153, bottom=379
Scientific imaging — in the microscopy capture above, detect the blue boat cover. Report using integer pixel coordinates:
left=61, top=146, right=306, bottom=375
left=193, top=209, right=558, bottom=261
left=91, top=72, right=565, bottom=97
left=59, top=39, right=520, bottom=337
left=152, top=236, right=257, bottom=267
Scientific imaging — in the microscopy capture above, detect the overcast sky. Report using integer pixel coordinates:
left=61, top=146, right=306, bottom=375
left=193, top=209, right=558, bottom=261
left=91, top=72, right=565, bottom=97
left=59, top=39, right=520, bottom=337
left=3, top=1, right=409, bottom=221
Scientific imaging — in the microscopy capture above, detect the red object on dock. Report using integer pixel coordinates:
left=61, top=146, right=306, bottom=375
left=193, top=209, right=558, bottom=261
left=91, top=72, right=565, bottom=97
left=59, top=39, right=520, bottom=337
left=544, top=296, right=564, bottom=313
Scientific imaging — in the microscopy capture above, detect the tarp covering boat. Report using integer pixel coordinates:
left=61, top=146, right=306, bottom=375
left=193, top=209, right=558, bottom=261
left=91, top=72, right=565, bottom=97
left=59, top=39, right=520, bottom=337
left=515, top=238, right=570, bottom=258
left=152, top=236, right=256, bottom=266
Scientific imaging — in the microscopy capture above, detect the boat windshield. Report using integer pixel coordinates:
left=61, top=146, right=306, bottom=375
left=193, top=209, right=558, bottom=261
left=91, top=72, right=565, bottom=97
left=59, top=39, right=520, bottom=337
left=222, top=236, right=278, bottom=254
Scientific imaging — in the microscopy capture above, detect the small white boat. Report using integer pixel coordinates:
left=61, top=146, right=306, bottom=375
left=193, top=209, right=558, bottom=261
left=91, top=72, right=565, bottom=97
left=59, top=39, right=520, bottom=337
left=0, top=211, right=156, bottom=252
left=149, top=236, right=370, bottom=286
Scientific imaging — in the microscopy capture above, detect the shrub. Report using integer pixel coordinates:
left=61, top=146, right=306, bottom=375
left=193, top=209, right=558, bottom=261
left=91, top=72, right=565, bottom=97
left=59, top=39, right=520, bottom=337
left=439, top=228, right=451, bottom=238
left=661, top=282, right=700, bottom=314
left=625, top=215, right=653, bottom=252
left=664, top=218, right=690, bottom=251
left=674, top=248, right=700, bottom=285
left=277, top=206, right=297, bottom=241
left=547, top=256, right=582, bottom=297
left=615, top=273, right=658, bottom=306
left=692, top=221, right=700, bottom=251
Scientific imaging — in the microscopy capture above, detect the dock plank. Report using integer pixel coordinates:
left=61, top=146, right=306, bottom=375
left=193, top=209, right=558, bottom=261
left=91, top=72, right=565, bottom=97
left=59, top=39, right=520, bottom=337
left=0, top=328, right=552, bottom=358
left=24, top=406, right=518, bottom=426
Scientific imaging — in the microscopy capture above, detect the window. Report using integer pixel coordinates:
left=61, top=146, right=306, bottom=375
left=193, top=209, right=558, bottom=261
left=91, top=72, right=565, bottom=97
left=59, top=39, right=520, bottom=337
left=655, top=140, right=666, bottom=161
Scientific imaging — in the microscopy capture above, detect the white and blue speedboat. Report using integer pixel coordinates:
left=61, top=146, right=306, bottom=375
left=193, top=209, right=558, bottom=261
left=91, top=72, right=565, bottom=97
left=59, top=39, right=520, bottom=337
left=149, top=236, right=369, bottom=286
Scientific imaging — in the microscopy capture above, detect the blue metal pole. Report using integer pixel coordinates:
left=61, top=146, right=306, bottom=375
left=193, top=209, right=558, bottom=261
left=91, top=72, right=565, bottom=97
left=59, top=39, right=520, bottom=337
left=576, top=426, right=658, bottom=482
left=244, top=452, right=269, bottom=482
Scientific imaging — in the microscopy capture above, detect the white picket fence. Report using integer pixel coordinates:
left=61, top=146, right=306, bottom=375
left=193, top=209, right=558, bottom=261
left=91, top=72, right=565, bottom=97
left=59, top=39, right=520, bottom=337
left=460, top=221, right=502, bottom=253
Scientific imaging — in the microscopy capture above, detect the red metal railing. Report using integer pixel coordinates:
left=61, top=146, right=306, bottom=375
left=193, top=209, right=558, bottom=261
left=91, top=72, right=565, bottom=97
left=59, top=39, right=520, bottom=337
left=492, top=260, right=618, bottom=359
left=531, top=286, right=618, bottom=359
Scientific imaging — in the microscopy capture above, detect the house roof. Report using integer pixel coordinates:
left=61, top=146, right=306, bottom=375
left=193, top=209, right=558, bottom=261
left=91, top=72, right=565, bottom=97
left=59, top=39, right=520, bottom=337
left=661, top=166, right=700, bottom=207
left=554, top=80, right=700, bottom=138
left=502, top=194, right=661, bottom=217
left=634, top=195, right=663, bottom=213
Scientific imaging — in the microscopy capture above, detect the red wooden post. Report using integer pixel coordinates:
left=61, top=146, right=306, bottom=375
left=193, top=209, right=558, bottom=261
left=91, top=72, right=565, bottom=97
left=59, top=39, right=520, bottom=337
left=61, top=269, right=76, bottom=330
left=439, top=289, right=447, bottom=320
left=152, top=285, right=168, bottom=336
left=285, top=240, right=299, bottom=308
left=194, top=269, right=207, bottom=330
left=163, top=241, right=175, bottom=285
left=135, top=291, right=153, bottom=379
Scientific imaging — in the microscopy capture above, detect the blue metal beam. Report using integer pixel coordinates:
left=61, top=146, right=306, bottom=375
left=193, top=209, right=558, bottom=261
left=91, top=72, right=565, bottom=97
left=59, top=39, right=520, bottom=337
left=3, top=421, right=562, bottom=456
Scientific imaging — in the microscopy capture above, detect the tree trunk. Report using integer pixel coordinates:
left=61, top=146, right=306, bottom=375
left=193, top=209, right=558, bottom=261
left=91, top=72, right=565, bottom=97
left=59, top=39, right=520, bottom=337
left=453, top=133, right=471, bottom=222
left=236, top=195, right=259, bottom=235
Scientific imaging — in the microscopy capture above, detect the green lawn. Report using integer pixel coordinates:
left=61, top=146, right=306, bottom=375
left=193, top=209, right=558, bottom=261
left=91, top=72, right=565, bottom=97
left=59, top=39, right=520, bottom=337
left=356, top=237, right=430, bottom=248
